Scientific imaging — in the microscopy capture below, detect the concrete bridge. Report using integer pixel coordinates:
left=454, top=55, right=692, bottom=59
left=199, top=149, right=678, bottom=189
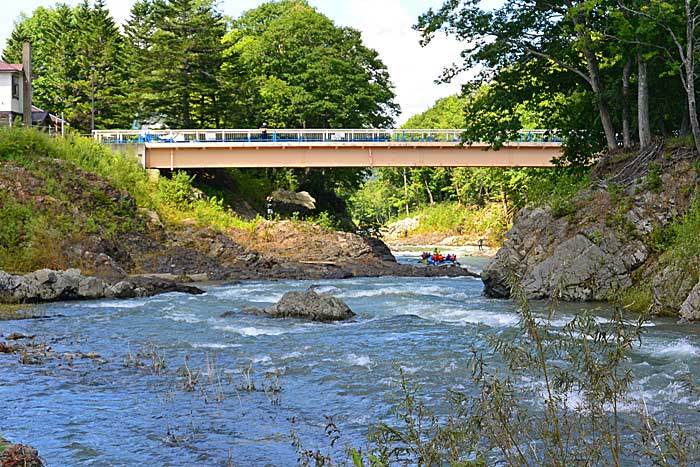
left=93, top=128, right=562, bottom=169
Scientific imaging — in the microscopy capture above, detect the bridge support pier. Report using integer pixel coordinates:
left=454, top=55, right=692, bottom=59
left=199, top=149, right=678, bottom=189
left=136, top=144, right=146, bottom=168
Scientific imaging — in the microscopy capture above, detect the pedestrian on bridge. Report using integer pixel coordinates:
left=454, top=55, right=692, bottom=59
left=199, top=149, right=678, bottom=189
left=260, top=122, right=268, bottom=140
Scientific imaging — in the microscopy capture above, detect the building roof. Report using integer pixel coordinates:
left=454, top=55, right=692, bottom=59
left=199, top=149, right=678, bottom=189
left=0, top=61, right=22, bottom=72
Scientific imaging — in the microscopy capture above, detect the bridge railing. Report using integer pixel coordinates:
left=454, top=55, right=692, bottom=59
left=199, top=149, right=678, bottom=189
left=93, top=128, right=560, bottom=144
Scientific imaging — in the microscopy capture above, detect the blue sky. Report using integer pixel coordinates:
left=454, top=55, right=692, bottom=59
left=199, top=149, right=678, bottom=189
left=0, top=0, right=487, bottom=124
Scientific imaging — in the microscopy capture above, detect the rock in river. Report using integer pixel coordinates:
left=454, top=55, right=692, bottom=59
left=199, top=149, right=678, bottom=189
left=244, top=288, right=355, bottom=322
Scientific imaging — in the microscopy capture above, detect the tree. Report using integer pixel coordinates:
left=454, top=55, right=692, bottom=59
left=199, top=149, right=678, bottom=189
left=622, top=0, right=700, bottom=155
left=130, top=0, right=226, bottom=128
left=4, top=1, right=130, bottom=131
left=225, top=0, right=398, bottom=129
left=223, top=0, right=399, bottom=221
left=416, top=0, right=622, bottom=151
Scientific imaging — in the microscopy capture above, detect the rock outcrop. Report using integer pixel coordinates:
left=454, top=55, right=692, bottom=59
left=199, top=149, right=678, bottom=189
left=270, top=190, right=316, bottom=216
left=244, top=288, right=355, bottom=322
left=0, top=269, right=204, bottom=304
left=482, top=206, right=648, bottom=300
left=482, top=149, right=700, bottom=312
left=0, top=439, right=43, bottom=467
left=383, top=216, right=421, bottom=240
left=680, top=281, right=700, bottom=322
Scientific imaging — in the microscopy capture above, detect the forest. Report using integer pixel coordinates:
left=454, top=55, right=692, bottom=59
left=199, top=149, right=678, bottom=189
left=5, top=0, right=700, bottom=232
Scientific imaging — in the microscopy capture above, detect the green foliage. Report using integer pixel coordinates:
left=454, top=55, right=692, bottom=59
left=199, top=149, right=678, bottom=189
left=617, top=285, right=654, bottom=314
left=129, top=0, right=226, bottom=128
left=416, top=0, right=695, bottom=155
left=551, top=198, right=577, bottom=218
left=157, top=171, right=197, bottom=208
left=309, top=211, right=341, bottom=231
left=226, top=0, right=398, bottom=128
left=349, top=177, right=398, bottom=227
left=665, top=199, right=700, bottom=272
left=402, top=95, right=466, bottom=129
left=647, top=163, right=663, bottom=192
left=4, top=1, right=131, bottom=131
left=648, top=224, right=675, bottom=253
left=396, top=202, right=510, bottom=246
left=587, top=228, right=603, bottom=245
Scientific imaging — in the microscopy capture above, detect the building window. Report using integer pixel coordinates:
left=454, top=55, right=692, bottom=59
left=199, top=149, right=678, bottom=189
left=11, top=75, right=19, bottom=99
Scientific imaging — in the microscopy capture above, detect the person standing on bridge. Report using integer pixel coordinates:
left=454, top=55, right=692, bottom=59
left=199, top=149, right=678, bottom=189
left=260, top=122, right=268, bottom=141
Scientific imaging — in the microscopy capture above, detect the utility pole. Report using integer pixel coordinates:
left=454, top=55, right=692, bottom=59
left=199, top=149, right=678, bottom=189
left=91, top=64, right=95, bottom=132
left=22, top=42, right=32, bottom=128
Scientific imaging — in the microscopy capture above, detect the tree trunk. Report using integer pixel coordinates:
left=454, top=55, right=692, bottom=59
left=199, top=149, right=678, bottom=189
left=637, top=54, right=652, bottom=149
left=684, top=0, right=700, bottom=156
left=686, top=67, right=700, bottom=155
left=402, top=168, right=409, bottom=217
left=622, top=58, right=633, bottom=149
left=424, top=178, right=434, bottom=205
left=582, top=46, right=618, bottom=150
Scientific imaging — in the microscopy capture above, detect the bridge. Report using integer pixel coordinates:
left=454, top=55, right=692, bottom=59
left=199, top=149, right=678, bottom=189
left=93, top=128, right=562, bottom=169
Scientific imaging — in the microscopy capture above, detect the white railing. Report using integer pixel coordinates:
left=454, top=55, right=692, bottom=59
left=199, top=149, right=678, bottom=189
left=93, top=128, right=561, bottom=144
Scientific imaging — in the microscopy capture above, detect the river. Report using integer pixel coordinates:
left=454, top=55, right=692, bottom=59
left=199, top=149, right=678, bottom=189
left=2, top=250, right=700, bottom=466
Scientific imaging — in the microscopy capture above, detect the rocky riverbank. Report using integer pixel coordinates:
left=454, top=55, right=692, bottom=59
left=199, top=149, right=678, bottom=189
left=0, top=269, right=203, bottom=304
left=0, top=435, right=43, bottom=467
left=0, top=152, right=476, bottom=303
left=482, top=142, right=700, bottom=320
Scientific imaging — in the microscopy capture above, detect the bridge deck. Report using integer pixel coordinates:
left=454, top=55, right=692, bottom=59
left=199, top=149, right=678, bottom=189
left=95, top=129, right=562, bottom=168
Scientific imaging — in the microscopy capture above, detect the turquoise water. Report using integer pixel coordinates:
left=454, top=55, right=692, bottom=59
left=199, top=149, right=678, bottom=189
left=1, top=252, right=699, bottom=466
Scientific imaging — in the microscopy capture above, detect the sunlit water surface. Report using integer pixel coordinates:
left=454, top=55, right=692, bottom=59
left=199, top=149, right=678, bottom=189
left=2, top=250, right=699, bottom=466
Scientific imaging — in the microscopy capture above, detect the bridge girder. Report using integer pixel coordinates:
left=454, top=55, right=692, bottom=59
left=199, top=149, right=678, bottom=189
left=141, top=142, right=560, bottom=169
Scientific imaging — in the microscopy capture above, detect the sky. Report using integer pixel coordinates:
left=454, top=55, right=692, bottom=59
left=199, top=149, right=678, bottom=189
left=0, top=0, right=483, bottom=125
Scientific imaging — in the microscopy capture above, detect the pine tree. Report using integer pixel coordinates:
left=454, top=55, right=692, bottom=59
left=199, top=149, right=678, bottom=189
left=136, top=0, right=226, bottom=128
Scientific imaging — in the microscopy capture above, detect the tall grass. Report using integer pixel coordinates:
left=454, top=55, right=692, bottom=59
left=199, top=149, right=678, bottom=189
left=0, top=128, right=263, bottom=272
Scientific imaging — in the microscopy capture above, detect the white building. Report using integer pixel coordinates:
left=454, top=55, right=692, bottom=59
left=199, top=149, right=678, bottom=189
left=0, top=61, right=24, bottom=124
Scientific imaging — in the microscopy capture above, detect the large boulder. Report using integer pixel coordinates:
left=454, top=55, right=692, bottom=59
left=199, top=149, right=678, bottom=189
left=245, top=288, right=355, bottom=322
left=652, top=265, right=697, bottom=315
left=383, top=215, right=420, bottom=240
left=270, top=190, right=316, bottom=217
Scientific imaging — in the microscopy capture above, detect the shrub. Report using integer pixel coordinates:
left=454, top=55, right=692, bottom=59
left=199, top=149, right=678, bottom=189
left=646, top=163, right=663, bottom=192
left=157, top=171, right=198, bottom=208
left=395, top=201, right=510, bottom=245
left=311, top=211, right=341, bottom=231
left=551, top=198, right=577, bottom=218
